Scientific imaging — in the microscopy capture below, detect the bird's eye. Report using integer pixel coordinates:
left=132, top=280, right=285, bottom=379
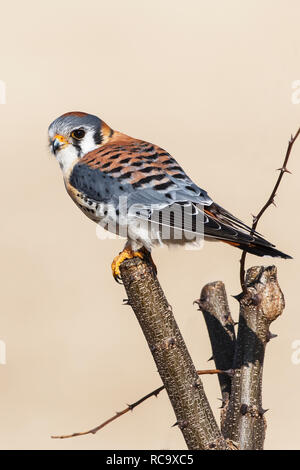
left=71, top=129, right=86, bottom=140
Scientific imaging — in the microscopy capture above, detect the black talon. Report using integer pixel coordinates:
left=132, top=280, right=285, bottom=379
left=113, top=273, right=123, bottom=284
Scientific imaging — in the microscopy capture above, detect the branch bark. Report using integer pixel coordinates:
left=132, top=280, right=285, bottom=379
left=195, top=281, right=236, bottom=405
left=120, top=256, right=228, bottom=450
left=222, top=265, right=285, bottom=449
left=195, top=281, right=236, bottom=434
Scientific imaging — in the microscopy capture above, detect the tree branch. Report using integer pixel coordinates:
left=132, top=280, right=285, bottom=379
left=51, top=369, right=226, bottom=440
left=223, top=265, right=285, bottom=449
left=119, top=256, right=228, bottom=450
left=194, top=281, right=236, bottom=407
left=194, top=281, right=236, bottom=435
left=240, top=128, right=300, bottom=290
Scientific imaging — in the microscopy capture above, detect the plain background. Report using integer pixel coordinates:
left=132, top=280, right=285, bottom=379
left=0, top=0, right=299, bottom=450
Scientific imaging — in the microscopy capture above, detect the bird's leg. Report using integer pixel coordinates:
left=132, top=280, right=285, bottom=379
left=111, top=246, right=144, bottom=283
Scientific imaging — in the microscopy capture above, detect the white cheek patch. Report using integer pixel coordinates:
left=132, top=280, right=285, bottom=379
left=56, top=145, right=79, bottom=176
left=79, top=130, right=99, bottom=155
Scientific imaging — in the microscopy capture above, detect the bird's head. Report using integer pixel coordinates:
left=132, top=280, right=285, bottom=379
left=48, top=111, right=113, bottom=173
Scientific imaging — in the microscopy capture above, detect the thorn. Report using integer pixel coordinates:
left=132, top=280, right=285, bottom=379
left=193, top=377, right=201, bottom=389
left=207, top=355, right=214, bottom=362
left=267, top=331, right=278, bottom=342
left=240, top=404, right=248, bottom=415
left=259, top=407, right=269, bottom=416
left=178, top=420, right=188, bottom=430
left=251, top=294, right=261, bottom=306
left=172, top=421, right=178, bottom=427
left=166, top=337, right=176, bottom=349
left=271, top=197, right=277, bottom=207
left=276, top=167, right=292, bottom=174
left=122, top=298, right=130, bottom=305
left=218, top=399, right=226, bottom=409
left=217, top=397, right=227, bottom=409
left=194, top=298, right=205, bottom=309
left=224, top=368, right=235, bottom=378
left=233, top=321, right=239, bottom=326
left=251, top=214, right=258, bottom=223
left=232, top=293, right=243, bottom=302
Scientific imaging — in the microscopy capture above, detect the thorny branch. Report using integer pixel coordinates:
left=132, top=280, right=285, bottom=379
left=223, top=266, right=285, bottom=449
left=51, top=369, right=228, bottom=440
left=118, top=257, right=229, bottom=450
left=194, top=281, right=236, bottom=434
left=240, top=128, right=300, bottom=291
left=194, top=281, right=236, bottom=405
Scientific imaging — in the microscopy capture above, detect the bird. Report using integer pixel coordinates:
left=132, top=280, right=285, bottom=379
left=48, top=111, right=291, bottom=281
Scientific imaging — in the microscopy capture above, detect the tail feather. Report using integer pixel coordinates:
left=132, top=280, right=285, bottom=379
left=223, top=240, right=292, bottom=259
left=203, top=203, right=292, bottom=259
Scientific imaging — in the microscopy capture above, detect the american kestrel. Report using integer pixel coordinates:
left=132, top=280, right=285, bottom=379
left=48, top=111, right=291, bottom=281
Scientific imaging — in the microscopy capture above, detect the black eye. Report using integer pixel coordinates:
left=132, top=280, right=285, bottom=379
left=71, top=129, right=86, bottom=140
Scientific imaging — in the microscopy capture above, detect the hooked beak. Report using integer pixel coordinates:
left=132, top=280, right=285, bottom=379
left=51, top=134, right=69, bottom=154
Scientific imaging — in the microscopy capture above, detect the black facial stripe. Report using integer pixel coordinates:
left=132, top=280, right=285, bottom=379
left=73, top=143, right=82, bottom=156
left=93, top=129, right=103, bottom=145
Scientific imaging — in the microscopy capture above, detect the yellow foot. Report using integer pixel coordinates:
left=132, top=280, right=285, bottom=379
left=111, top=248, right=144, bottom=283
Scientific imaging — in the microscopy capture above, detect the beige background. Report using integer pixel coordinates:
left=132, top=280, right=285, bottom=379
left=0, top=0, right=299, bottom=450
